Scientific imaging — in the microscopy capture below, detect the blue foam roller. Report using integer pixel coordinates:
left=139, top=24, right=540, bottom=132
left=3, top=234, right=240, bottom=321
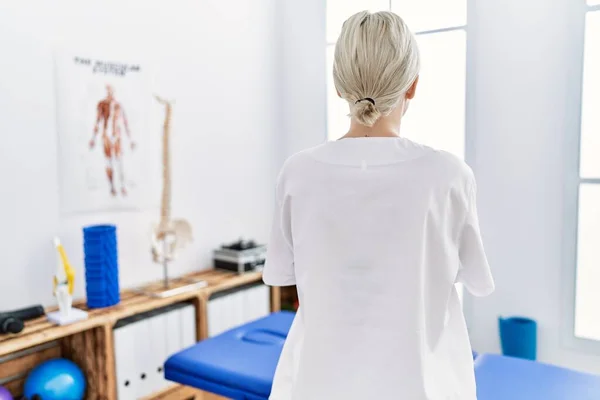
left=83, top=224, right=120, bottom=309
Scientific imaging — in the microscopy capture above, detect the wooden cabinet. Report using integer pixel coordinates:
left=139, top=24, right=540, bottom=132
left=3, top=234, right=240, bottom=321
left=0, top=270, right=280, bottom=400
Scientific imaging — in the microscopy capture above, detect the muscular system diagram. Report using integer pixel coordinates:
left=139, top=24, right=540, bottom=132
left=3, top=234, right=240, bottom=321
left=90, top=84, right=136, bottom=197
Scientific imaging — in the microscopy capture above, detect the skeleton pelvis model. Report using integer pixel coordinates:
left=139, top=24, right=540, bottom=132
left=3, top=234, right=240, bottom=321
left=151, top=95, right=193, bottom=263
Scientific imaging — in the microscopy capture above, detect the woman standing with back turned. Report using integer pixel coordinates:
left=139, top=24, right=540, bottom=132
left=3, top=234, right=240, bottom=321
left=263, top=10, right=494, bottom=400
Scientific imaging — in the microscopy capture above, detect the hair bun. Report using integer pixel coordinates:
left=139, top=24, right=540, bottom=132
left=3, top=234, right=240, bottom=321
left=352, top=99, right=381, bottom=127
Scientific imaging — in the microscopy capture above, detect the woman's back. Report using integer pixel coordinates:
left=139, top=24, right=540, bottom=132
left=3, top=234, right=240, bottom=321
left=264, top=137, right=494, bottom=399
left=263, top=10, right=494, bottom=400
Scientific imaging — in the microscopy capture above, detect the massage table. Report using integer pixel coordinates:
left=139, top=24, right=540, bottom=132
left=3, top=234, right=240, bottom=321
left=165, top=312, right=293, bottom=400
left=165, top=312, right=600, bottom=399
left=475, top=353, right=600, bottom=399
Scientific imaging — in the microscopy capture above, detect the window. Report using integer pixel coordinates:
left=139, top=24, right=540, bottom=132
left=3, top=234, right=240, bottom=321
left=325, top=0, right=468, bottom=159
left=574, top=1, right=600, bottom=342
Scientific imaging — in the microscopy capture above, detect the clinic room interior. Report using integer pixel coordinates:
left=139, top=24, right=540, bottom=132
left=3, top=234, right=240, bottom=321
left=1, top=0, right=600, bottom=399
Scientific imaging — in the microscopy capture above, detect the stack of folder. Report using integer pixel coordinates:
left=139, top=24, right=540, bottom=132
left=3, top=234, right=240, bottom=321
left=114, top=303, right=196, bottom=399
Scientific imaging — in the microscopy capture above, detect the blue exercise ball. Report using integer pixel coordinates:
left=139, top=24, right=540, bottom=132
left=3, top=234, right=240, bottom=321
left=24, top=358, right=86, bottom=400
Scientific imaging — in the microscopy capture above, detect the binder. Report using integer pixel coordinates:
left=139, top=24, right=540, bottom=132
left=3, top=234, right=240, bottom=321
left=180, top=304, right=196, bottom=348
left=232, top=289, right=245, bottom=328
left=248, top=285, right=269, bottom=322
left=208, top=296, right=224, bottom=337
left=135, top=316, right=154, bottom=398
left=149, top=313, right=170, bottom=393
left=166, top=306, right=182, bottom=357
left=242, top=286, right=254, bottom=324
left=256, top=285, right=270, bottom=318
left=114, top=323, right=138, bottom=399
left=222, top=293, right=234, bottom=333
left=247, top=286, right=258, bottom=322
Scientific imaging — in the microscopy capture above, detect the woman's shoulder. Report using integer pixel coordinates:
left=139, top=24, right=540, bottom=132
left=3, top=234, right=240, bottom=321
left=427, top=149, right=474, bottom=179
left=275, top=145, right=324, bottom=185
left=421, top=150, right=477, bottom=198
left=281, top=145, right=322, bottom=170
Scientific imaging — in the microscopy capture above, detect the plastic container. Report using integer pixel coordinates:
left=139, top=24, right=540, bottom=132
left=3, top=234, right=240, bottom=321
left=498, top=316, right=537, bottom=360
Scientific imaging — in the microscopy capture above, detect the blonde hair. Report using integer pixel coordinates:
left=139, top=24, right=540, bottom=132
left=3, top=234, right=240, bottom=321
left=333, top=11, right=420, bottom=127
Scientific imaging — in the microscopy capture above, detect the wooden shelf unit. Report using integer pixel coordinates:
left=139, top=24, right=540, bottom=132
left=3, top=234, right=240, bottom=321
left=0, top=269, right=280, bottom=400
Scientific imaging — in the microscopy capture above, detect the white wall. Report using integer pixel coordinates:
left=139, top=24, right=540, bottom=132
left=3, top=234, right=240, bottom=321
left=279, top=0, right=328, bottom=156
left=279, top=0, right=600, bottom=374
left=0, top=0, right=281, bottom=310
left=463, top=0, right=600, bottom=374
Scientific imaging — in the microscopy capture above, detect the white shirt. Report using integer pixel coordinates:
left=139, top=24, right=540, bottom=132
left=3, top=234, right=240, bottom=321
left=263, top=137, right=494, bottom=400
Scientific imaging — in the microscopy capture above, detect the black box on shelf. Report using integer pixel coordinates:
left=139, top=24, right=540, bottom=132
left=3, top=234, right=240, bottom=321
left=213, top=239, right=267, bottom=274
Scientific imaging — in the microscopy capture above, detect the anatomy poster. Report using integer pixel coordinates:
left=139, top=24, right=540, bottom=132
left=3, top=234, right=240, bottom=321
left=55, top=53, right=157, bottom=214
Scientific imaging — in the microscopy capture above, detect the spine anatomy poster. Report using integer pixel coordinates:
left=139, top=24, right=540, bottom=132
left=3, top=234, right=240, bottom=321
left=55, top=53, right=156, bottom=214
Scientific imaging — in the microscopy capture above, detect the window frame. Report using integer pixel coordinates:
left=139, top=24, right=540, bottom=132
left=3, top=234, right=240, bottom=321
left=562, top=1, right=600, bottom=355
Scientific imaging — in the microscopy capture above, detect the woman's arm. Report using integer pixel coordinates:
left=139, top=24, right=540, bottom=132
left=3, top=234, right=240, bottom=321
left=263, top=171, right=296, bottom=287
left=456, top=176, right=495, bottom=297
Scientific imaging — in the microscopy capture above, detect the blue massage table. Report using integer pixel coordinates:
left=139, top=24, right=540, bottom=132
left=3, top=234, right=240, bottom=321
left=165, top=312, right=293, bottom=400
left=165, top=312, right=600, bottom=399
left=475, top=353, right=600, bottom=399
